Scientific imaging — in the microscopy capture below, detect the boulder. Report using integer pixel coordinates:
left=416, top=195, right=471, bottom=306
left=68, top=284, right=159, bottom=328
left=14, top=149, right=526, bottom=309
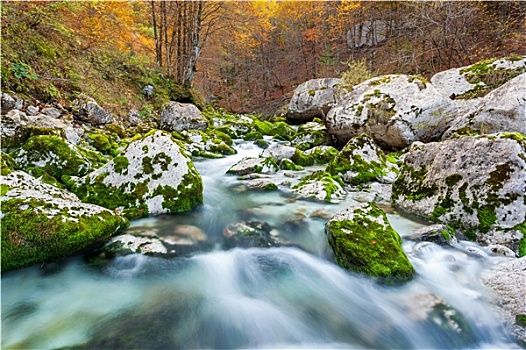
left=226, top=157, right=279, bottom=175
left=292, top=170, right=346, bottom=203
left=304, top=145, right=339, bottom=164
left=325, top=75, right=456, bottom=149
left=326, top=133, right=397, bottom=185
left=160, top=101, right=208, bottom=132
left=289, top=120, right=332, bottom=150
left=1, top=171, right=128, bottom=272
left=431, top=56, right=526, bottom=101
left=287, top=78, right=348, bottom=123
left=11, top=135, right=92, bottom=179
left=443, top=73, right=526, bottom=138
left=413, top=224, right=458, bottom=246
left=223, top=221, right=279, bottom=249
left=72, top=130, right=203, bottom=218
left=482, top=256, right=526, bottom=344
left=392, top=134, right=526, bottom=256
left=1, top=92, right=16, bottom=114
left=181, top=129, right=236, bottom=158
left=325, top=202, right=415, bottom=282
left=72, top=94, right=114, bottom=125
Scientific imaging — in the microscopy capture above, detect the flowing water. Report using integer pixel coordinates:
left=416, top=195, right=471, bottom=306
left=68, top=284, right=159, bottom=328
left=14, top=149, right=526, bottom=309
left=1, top=140, right=521, bottom=349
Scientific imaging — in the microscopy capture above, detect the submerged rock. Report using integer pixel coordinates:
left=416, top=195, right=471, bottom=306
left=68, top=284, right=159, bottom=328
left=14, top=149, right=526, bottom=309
left=287, top=78, right=348, bottom=123
left=325, top=74, right=456, bottom=149
left=413, top=224, right=458, bottom=246
left=223, top=221, right=279, bottom=249
left=72, top=130, right=203, bottom=219
left=326, top=202, right=415, bottom=282
left=1, top=171, right=128, bottom=272
left=160, top=101, right=208, bottom=132
left=326, top=134, right=397, bottom=185
left=292, top=170, right=346, bottom=203
left=392, top=134, right=526, bottom=256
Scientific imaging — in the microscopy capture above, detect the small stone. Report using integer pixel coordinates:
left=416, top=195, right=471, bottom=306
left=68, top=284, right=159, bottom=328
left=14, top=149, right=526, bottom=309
left=41, top=107, right=61, bottom=119
left=26, top=105, right=39, bottom=116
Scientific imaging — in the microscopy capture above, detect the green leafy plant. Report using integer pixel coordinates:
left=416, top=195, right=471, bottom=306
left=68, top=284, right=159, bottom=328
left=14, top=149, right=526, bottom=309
left=341, top=59, right=375, bottom=86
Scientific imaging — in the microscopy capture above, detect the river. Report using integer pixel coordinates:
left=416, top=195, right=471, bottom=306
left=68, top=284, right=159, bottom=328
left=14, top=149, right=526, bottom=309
left=1, top=139, right=520, bottom=349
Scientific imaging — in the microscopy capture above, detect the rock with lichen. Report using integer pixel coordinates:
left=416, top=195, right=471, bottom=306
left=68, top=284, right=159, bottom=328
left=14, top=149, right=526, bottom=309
left=392, top=133, right=526, bottom=256
left=292, top=170, right=347, bottom=203
left=325, top=74, right=456, bottom=149
left=443, top=73, right=526, bottom=138
left=326, top=133, right=397, bottom=185
left=11, top=134, right=92, bottom=180
left=325, top=202, right=415, bottom=282
left=287, top=78, right=348, bottom=123
left=71, top=130, right=203, bottom=219
left=1, top=171, right=128, bottom=272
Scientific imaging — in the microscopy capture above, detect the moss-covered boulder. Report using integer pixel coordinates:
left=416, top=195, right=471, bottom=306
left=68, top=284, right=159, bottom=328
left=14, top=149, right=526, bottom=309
left=72, top=130, right=203, bottom=219
left=182, top=129, right=236, bottom=158
left=392, top=133, right=526, bottom=256
left=326, top=134, right=397, bottom=185
left=326, top=202, right=415, bottom=282
left=253, top=119, right=296, bottom=140
left=289, top=120, right=332, bottom=150
left=431, top=55, right=526, bottom=101
left=11, top=134, right=92, bottom=179
left=226, top=157, right=279, bottom=175
left=1, top=171, right=128, bottom=272
left=325, top=75, right=456, bottom=149
left=292, top=170, right=346, bottom=203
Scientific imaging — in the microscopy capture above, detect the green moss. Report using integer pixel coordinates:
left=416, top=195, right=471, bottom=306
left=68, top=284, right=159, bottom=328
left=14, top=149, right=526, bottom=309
left=327, top=203, right=414, bottom=282
left=308, top=90, right=316, bottom=96
left=445, top=174, right=463, bottom=187
left=326, top=134, right=387, bottom=185
left=514, top=223, right=526, bottom=258
left=113, top=156, right=129, bottom=174
left=392, top=164, right=438, bottom=202
left=142, top=156, right=154, bottom=174
left=500, top=132, right=526, bottom=143
left=244, top=131, right=263, bottom=141
left=291, top=149, right=315, bottom=167
left=1, top=152, right=16, bottom=175
left=293, top=170, right=344, bottom=203
left=309, top=146, right=339, bottom=164
left=279, top=158, right=303, bottom=171
left=1, top=197, right=128, bottom=272
left=88, top=133, right=112, bottom=152
left=516, top=314, right=526, bottom=328
left=12, top=135, right=91, bottom=179
left=477, top=205, right=497, bottom=233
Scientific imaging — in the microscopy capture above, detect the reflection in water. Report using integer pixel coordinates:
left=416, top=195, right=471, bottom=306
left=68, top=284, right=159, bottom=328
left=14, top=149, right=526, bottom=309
left=1, top=140, right=520, bottom=349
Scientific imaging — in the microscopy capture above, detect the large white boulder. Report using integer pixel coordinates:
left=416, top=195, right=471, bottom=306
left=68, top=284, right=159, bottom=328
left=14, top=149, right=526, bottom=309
left=392, top=134, right=526, bottom=255
left=325, top=75, right=456, bottom=149
left=287, top=78, right=348, bottom=123
left=72, top=130, right=203, bottom=218
left=443, top=73, right=526, bottom=138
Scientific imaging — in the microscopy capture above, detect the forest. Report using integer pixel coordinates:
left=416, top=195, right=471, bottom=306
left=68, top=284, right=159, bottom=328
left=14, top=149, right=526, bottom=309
left=1, top=1, right=525, bottom=115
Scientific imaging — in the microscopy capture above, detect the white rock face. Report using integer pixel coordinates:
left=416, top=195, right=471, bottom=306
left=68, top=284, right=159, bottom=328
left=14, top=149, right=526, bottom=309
left=392, top=134, right=526, bottom=254
left=287, top=78, right=348, bottom=123
left=443, top=73, right=526, bottom=138
left=75, top=130, right=203, bottom=216
left=482, top=257, right=526, bottom=344
left=325, top=75, right=456, bottom=149
left=160, top=102, right=208, bottom=132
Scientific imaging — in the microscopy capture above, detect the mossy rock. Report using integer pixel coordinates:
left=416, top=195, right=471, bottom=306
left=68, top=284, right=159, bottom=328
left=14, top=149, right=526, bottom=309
left=72, top=130, right=203, bottom=219
left=326, top=134, right=394, bottom=185
left=292, top=170, right=346, bottom=203
left=290, top=121, right=332, bottom=150
left=326, top=202, right=415, bottom=282
left=1, top=152, right=16, bottom=176
left=226, top=157, right=279, bottom=176
left=392, top=134, right=526, bottom=256
left=11, top=135, right=92, bottom=179
left=305, top=146, right=339, bottom=164
left=1, top=171, right=128, bottom=272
